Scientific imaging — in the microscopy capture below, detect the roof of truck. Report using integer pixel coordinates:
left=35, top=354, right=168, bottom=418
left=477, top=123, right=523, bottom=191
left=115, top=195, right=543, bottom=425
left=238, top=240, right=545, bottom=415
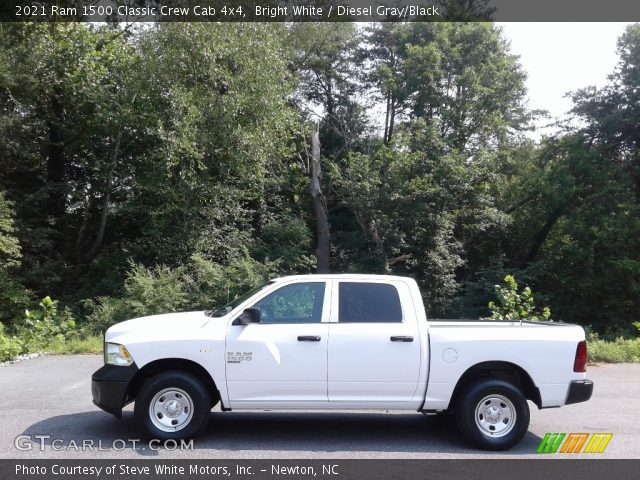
left=271, top=273, right=414, bottom=282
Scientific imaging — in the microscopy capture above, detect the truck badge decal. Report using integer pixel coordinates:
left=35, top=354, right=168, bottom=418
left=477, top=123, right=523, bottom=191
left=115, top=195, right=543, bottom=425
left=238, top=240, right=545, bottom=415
left=227, top=351, right=252, bottom=363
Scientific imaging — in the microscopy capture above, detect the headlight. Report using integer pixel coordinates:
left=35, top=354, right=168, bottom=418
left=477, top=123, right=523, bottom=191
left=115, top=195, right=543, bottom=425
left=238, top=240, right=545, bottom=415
left=104, top=342, right=134, bottom=366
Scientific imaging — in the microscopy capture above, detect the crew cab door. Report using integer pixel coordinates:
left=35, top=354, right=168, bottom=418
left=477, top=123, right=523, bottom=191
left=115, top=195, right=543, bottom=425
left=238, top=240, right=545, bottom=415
left=225, top=281, right=330, bottom=407
left=327, top=280, right=422, bottom=407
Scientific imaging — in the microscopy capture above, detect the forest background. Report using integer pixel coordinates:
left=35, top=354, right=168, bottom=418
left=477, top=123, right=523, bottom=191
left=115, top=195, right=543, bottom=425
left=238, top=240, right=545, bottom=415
left=1, top=19, right=639, bottom=361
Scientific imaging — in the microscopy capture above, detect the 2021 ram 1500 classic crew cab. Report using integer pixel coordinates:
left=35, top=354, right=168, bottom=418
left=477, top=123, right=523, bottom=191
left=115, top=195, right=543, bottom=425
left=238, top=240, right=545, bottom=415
left=92, top=274, right=593, bottom=450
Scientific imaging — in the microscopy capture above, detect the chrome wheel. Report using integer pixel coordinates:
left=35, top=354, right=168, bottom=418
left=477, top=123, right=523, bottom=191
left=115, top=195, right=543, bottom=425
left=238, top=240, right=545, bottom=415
left=474, top=394, right=516, bottom=438
left=149, top=388, right=194, bottom=433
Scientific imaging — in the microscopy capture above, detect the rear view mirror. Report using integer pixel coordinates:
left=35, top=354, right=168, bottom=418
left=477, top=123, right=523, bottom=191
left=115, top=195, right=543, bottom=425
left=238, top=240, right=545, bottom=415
left=233, top=307, right=261, bottom=325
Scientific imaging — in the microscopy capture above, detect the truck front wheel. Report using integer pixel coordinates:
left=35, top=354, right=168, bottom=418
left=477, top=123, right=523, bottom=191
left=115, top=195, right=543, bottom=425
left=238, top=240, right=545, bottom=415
left=134, top=370, right=212, bottom=440
left=455, top=379, right=530, bottom=450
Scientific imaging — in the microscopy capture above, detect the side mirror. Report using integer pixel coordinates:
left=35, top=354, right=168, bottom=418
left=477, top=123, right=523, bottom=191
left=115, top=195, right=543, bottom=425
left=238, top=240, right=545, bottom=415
left=233, top=307, right=261, bottom=326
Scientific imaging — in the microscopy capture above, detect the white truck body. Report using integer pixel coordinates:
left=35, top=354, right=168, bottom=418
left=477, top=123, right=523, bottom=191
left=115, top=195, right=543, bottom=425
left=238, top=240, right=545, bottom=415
left=93, top=274, right=593, bottom=449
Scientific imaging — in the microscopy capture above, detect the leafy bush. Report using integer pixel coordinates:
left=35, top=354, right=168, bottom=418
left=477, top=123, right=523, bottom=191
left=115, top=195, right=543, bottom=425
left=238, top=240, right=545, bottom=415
left=588, top=337, right=640, bottom=363
left=15, top=296, right=77, bottom=352
left=487, top=275, right=551, bottom=321
left=81, top=297, right=129, bottom=336
left=122, top=262, right=189, bottom=318
left=251, top=213, right=316, bottom=273
left=85, top=255, right=276, bottom=333
left=586, top=327, right=640, bottom=363
left=46, top=334, right=103, bottom=355
left=84, top=262, right=189, bottom=334
left=0, top=323, right=22, bottom=362
left=0, top=192, right=30, bottom=324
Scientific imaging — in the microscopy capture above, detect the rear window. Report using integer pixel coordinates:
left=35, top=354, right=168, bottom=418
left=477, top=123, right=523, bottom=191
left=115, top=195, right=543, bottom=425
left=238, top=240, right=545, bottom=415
left=338, top=282, right=403, bottom=323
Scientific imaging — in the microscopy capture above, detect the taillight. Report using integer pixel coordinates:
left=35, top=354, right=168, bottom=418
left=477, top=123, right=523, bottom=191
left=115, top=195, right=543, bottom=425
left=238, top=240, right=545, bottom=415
left=574, top=340, right=587, bottom=372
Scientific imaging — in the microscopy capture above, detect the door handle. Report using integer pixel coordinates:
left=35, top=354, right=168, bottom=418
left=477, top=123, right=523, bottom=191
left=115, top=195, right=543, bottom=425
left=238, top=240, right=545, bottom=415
left=297, top=336, right=321, bottom=342
left=390, top=336, right=414, bottom=342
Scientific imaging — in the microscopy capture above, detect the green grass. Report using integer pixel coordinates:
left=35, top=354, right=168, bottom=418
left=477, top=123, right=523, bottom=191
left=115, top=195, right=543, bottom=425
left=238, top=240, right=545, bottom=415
left=588, top=337, right=640, bottom=363
left=46, top=335, right=103, bottom=355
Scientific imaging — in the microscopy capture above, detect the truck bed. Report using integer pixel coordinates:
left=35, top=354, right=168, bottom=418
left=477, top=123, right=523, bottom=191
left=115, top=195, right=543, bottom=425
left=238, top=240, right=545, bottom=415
left=424, top=319, right=587, bottom=410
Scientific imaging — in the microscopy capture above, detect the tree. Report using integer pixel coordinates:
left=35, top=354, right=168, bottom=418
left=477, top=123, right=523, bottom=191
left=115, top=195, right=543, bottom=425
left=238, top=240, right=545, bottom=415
left=572, top=24, right=640, bottom=204
left=0, top=21, right=636, bottom=336
left=333, top=23, right=529, bottom=314
left=289, top=23, right=372, bottom=160
left=0, top=23, right=141, bottom=294
left=309, top=127, right=330, bottom=272
left=0, top=192, right=20, bottom=270
left=361, top=23, right=409, bottom=145
left=0, top=192, right=28, bottom=323
left=0, top=23, right=299, bottom=301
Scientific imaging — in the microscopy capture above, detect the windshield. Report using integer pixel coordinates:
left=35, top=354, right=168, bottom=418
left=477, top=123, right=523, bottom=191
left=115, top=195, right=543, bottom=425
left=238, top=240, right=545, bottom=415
left=205, top=281, right=272, bottom=317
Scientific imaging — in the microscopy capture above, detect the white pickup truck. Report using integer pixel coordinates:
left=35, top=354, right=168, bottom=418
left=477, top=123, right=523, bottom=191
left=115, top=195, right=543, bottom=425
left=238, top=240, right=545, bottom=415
left=92, top=274, right=593, bottom=450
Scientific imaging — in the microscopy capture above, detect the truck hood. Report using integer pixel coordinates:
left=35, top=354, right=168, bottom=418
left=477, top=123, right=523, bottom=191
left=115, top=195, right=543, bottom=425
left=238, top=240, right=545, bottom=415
left=105, top=311, right=212, bottom=344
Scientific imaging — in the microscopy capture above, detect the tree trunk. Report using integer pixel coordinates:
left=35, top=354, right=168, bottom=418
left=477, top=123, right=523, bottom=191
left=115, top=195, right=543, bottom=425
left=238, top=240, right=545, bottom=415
left=353, top=209, right=389, bottom=269
left=384, top=92, right=391, bottom=145
left=74, top=189, right=93, bottom=262
left=87, top=130, right=122, bottom=260
left=310, top=127, right=330, bottom=273
left=46, top=95, right=66, bottom=250
left=388, top=98, right=396, bottom=144
left=326, top=76, right=334, bottom=118
left=523, top=206, right=564, bottom=266
left=633, top=148, right=640, bottom=204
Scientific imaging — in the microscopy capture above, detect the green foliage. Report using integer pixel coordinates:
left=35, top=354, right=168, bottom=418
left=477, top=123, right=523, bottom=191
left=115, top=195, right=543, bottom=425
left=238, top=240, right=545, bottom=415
left=16, top=296, right=77, bottom=351
left=85, top=255, right=276, bottom=333
left=251, top=213, right=316, bottom=273
left=587, top=335, right=640, bottom=363
left=585, top=319, right=640, bottom=364
left=46, top=334, right=103, bottom=355
left=123, top=263, right=188, bottom=318
left=0, top=191, right=21, bottom=268
left=0, top=323, right=22, bottom=362
left=0, top=192, right=29, bottom=323
left=361, top=23, right=529, bottom=150
left=0, top=23, right=297, bottom=302
left=1, top=315, right=100, bottom=361
left=487, top=275, right=551, bottom=321
left=289, top=22, right=362, bottom=150
left=0, top=22, right=637, bottom=339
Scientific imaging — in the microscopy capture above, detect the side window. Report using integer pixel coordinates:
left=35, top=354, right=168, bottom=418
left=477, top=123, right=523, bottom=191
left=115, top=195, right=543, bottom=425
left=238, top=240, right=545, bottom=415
left=339, top=282, right=403, bottom=323
left=252, top=282, right=325, bottom=324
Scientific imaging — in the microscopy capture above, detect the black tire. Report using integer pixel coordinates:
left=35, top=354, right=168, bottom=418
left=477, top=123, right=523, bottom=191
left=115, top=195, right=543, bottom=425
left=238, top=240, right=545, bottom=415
left=134, top=370, right=212, bottom=440
left=455, top=379, right=530, bottom=450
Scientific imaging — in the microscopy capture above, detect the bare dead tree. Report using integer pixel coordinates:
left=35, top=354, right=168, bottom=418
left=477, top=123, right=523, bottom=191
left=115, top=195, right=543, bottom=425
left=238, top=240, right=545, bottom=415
left=310, top=125, right=330, bottom=273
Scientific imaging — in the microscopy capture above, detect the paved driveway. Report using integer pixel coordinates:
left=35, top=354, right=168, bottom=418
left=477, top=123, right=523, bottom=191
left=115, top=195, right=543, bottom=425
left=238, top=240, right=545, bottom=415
left=0, top=355, right=637, bottom=458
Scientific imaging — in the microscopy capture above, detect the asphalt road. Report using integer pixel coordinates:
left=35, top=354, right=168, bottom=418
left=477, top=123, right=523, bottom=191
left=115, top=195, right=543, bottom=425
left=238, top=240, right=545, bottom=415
left=0, top=355, right=638, bottom=459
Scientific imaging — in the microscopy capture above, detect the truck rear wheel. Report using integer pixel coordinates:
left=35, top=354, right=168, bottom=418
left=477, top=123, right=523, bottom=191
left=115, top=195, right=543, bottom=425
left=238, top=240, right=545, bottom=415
left=455, top=379, right=529, bottom=450
left=134, top=370, right=212, bottom=440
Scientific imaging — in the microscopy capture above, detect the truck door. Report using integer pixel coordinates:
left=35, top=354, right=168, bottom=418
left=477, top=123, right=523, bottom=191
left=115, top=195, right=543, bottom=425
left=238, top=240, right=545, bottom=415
left=327, top=280, right=422, bottom=407
left=225, top=281, right=330, bottom=407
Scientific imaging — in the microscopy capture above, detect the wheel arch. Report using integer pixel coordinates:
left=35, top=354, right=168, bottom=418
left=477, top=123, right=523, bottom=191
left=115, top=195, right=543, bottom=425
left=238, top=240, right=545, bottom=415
left=126, top=358, right=222, bottom=407
left=448, top=361, right=541, bottom=410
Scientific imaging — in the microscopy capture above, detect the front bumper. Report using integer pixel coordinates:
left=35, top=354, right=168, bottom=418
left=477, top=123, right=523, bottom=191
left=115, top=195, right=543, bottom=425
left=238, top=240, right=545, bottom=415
left=91, top=363, right=138, bottom=418
left=565, top=379, right=594, bottom=405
